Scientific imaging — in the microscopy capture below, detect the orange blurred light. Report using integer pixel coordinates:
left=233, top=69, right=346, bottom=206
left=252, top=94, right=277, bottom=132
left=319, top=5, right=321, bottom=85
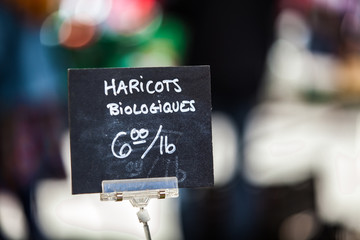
left=58, top=19, right=97, bottom=49
left=12, top=0, right=60, bottom=23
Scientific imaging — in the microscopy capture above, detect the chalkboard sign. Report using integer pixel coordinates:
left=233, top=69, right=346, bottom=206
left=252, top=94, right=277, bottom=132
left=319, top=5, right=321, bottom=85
left=68, top=66, right=213, bottom=194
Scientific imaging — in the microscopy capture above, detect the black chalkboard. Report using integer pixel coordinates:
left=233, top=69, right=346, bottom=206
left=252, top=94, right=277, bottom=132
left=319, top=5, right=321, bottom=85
left=68, top=66, right=213, bottom=194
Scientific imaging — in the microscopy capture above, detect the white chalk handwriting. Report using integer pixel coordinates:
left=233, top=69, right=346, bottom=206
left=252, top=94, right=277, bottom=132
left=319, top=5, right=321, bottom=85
left=104, top=77, right=182, bottom=96
left=111, top=125, right=176, bottom=159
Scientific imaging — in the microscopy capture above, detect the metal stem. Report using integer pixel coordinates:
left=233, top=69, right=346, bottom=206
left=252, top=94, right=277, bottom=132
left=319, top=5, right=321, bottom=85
left=143, top=222, right=152, bottom=240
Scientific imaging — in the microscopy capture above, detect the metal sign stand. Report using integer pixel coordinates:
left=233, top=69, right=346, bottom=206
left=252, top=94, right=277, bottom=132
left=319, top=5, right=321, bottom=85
left=100, top=177, right=179, bottom=240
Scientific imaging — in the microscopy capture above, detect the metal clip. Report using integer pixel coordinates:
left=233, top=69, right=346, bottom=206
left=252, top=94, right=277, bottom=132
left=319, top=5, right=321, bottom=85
left=158, top=190, right=166, bottom=199
left=115, top=192, right=123, bottom=201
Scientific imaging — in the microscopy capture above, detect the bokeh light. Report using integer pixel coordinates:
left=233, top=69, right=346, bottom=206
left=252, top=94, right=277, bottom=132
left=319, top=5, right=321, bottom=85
left=58, top=18, right=97, bottom=49
left=106, top=0, right=157, bottom=35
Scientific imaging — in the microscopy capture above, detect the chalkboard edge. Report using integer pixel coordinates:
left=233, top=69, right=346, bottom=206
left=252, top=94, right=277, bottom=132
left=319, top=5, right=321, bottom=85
left=67, top=65, right=210, bottom=71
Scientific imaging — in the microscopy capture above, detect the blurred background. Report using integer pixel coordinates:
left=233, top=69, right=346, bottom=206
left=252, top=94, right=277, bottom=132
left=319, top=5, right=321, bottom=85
left=1, top=0, right=360, bottom=239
